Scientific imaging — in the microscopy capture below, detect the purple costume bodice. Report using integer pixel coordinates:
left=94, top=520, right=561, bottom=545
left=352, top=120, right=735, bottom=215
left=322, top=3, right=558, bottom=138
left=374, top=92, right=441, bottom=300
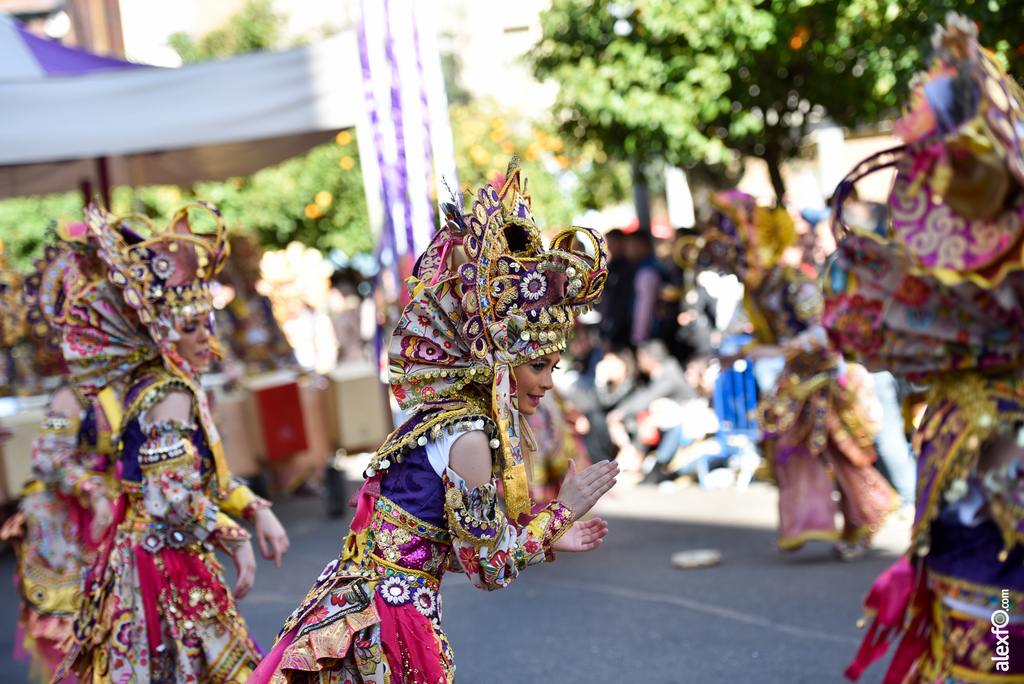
left=119, top=419, right=211, bottom=487
left=118, top=367, right=212, bottom=487
left=378, top=443, right=446, bottom=528
left=927, top=518, right=1024, bottom=589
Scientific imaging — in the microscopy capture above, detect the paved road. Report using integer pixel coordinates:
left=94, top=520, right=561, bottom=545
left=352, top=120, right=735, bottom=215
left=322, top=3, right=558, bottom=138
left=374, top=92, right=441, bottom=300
left=0, top=473, right=907, bottom=683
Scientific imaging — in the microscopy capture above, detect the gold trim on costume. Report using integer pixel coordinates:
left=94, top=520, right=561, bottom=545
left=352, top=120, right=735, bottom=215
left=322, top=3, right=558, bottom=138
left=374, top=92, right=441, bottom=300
left=777, top=528, right=841, bottom=550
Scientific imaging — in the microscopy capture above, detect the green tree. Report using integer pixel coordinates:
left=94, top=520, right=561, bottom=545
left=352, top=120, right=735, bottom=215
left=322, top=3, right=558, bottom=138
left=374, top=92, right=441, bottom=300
left=449, top=98, right=631, bottom=232
left=0, top=193, right=86, bottom=270
left=110, top=131, right=369, bottom=254
left=530, top=0, right=776, bottom=203
left=168, top=0, right=287, bottom=63
left=867, top=1, right=1024, bottom=101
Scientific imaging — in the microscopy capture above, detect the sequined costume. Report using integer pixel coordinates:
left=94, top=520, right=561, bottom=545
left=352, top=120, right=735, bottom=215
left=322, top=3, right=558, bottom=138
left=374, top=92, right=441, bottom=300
left=0, top=224, right=160, bottom=682
left=824, top=16, right=1024, bottom=683
left=0, top=252, right=26, bottom=395
left=0, top=266, right=66, bottom=396
left=749, top=263, right=895, bottom=551
left=0, top=389, right=117, bottom=682
left=59, top=363, right=266, bottom=683
left=54, top=203, right=270, bottom=684
left=681, top=193, right=896, bottom=552
left=248, top=158, right=608, bottom=683
left=216, top=233, right=295, bottom=373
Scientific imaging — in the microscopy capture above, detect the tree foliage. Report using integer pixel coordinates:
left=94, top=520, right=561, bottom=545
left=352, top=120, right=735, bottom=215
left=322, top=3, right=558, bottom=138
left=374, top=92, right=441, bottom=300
left=108, top=132, right=370, bottom=255
left=449, top=98, right=632, bottom=233
left=530, top=0, right=1024, bottom=200
left=0, top=193, right=86, bottom=270
left=168, top=0, right=287, bottom=63
left=158, top=0, right=370, bottom=254
left=868, top=0, right=1024, bottom=99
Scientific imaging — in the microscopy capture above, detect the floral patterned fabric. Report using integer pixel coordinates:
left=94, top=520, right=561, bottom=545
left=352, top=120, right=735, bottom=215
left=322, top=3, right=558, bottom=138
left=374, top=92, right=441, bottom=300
left=55, top=370, right=261, bottom=684
left=249, top=411, right=575, bottom=684
left=0, top=393, right=117, bottom=682
left=823, top=231, right=1024, bottom=381
left=828, top=17, right=1024, bottom=683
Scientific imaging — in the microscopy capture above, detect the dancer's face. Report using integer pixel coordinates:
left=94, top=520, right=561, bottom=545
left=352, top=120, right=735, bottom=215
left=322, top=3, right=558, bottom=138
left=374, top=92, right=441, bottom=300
left=175, top=316, right=213, bottom=373
left=513, top=351, right=559, bottom=416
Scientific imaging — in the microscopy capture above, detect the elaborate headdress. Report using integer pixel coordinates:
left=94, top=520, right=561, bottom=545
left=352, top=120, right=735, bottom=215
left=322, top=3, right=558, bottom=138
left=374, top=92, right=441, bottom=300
left=88, top=202, right=229, bottom=374
left=823, top=14, right=1024, bottom=379
left=88, top=201, right=233, bottom=495
left=676, top=190, right=797, bottom=284
left=22, top=222, right=158, bottom=398
left=383, top=157, right=608, bottom=520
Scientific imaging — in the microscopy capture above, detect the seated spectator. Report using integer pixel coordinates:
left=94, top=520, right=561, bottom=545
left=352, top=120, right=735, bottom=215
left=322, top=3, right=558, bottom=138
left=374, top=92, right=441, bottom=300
left=595, top=347, right=638, bottom=411
left=606, top=340, right=701, bottom=478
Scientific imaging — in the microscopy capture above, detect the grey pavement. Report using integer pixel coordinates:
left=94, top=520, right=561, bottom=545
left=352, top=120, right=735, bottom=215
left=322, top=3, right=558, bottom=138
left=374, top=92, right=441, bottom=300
left=0, top=472, right=906, bottom=683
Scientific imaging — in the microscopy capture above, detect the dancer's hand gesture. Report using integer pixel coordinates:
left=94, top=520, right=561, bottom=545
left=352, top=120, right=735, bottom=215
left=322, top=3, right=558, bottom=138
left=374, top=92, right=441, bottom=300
left=254, top=508, right=290, bottom=568
left=232, top=541, right=257, bottom=598
left=555, top=459, right=618, bottom=522
left=552, top=517, right=609, bottom=553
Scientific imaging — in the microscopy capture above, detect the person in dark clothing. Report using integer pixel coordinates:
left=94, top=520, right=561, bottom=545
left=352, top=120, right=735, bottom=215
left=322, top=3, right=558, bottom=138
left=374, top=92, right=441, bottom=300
left=563, top=325, right=619, bottom=463
left=597, top=229, right=635, bottom=349
left=624, top=231, right=665, bottom=347
left=673, top=276, right=717, bottom=366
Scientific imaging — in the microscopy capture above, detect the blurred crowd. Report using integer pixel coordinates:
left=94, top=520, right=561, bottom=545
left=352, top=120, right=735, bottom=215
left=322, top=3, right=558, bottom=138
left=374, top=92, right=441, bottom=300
left=523, top=191, right=915, bottom=507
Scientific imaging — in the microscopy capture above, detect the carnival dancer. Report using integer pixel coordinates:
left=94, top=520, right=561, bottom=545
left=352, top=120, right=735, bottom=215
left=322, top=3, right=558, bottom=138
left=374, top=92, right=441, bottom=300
left=681, top=193, right=896, bottom=558
left=0, top=249, right=44, bottom=396
left=248, top=158, right=619, bottom=683
left=216, top=233, right=296, bottom=374
left=0, top=223, right=155, bottom=683
left=825, top=14, right=1024, bottom=683
left=53, top=202, right=289, bottom=684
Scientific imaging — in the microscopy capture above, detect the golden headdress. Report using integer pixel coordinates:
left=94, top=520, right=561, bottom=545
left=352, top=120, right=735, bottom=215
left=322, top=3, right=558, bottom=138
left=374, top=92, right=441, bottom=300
left=21, top=220, right=158, bottom=397
left=89, top=201, right=233, bottom=495
left=377, top=157, right=609, bottom=521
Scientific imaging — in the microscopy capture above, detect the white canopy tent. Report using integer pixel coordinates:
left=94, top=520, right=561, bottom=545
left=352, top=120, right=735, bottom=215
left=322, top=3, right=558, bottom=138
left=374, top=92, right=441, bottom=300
left=0, top=23, right=370, bottom=202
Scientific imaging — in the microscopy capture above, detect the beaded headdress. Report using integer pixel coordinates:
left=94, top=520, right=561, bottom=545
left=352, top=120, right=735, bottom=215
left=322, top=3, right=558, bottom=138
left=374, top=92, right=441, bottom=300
left=89, top=201, right=233, bottom=495
left=676, top=190, right=797, bottom=284
left=22, top=221, right=158, bottom=397
left=88, top=202, right=229, bottom=364
left=823, top=13, right=1024, bottom=380
left=387, top=157, right=608, bottom=520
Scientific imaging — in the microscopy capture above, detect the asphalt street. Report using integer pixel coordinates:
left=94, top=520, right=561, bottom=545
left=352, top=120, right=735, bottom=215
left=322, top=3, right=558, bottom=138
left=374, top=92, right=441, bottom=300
left=0, top=469, right=908, bottom=683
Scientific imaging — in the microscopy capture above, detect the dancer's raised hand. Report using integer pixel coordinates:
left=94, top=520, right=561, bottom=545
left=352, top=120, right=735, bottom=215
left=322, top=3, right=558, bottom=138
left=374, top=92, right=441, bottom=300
left=555, top=458, right=618, bottom=522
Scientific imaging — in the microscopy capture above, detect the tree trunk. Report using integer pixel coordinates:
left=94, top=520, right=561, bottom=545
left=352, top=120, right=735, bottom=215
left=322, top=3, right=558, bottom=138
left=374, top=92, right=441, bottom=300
left=632, top=157, right=651, bottom=232
left=763, top=140, right=787, bottom=203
